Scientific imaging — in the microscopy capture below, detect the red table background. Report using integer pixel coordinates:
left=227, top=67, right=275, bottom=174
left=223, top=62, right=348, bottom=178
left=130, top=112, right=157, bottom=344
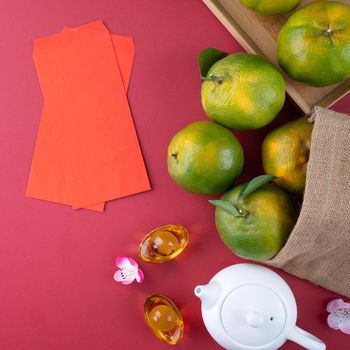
left=0, top=1, right=349, bottom=349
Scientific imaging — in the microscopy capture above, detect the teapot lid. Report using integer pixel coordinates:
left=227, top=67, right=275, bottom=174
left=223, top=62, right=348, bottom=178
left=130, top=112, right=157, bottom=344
left=220, top=284, right=286, bottom=347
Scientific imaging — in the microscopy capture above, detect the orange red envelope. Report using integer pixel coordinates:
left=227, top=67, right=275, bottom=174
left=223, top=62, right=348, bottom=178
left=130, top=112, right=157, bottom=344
left=27, top=21, right=150, bottom=211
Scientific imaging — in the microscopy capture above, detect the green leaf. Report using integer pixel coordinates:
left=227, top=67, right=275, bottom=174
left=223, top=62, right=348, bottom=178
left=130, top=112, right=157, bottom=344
left=198, top=48, right=227, bottom=79
left=237, top=174, right=278, bottom=202
left=209, top=199, right=243, bottom=217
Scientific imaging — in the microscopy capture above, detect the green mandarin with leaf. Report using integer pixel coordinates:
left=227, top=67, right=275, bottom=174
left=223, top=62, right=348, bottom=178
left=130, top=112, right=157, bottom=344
left=200, top=51, right=285, bottom=130
left=210, top=175, right=298, bottom=261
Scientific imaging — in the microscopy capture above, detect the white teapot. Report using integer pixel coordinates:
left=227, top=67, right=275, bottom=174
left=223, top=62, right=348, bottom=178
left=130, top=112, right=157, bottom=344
left=194, top=264, right=326, bottom=350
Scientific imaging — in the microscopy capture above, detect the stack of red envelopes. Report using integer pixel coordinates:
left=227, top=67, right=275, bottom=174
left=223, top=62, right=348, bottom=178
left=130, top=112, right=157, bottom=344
left=27, top=21, right=151, bottom=212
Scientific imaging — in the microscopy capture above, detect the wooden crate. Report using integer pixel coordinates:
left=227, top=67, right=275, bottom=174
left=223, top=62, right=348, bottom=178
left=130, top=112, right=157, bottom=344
left=202, top=0, right=350, bottom=114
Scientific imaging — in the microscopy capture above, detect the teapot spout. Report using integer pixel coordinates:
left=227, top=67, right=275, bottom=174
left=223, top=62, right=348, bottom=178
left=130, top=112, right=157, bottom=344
left=194, top=282, right=221, bottom=309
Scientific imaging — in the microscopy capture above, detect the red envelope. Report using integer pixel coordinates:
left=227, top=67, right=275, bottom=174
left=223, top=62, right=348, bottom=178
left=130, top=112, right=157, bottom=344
left=27, top=32, right=136, bottom=211
left=27, top=21, right=150, bottom=210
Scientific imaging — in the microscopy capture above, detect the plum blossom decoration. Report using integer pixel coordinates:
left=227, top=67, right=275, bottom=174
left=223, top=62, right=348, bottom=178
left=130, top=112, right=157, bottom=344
left=114, top=256, right=144, bottom=285
left=327, top=299, right=350, bottom=335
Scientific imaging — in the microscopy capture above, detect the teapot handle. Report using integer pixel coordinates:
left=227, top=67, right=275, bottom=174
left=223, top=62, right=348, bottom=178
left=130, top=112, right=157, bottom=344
left=287, top=326, right=326, bottom=350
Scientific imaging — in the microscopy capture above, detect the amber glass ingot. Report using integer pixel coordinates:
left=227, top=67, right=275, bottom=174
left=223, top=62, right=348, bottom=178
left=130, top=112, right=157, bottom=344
left=144, top=294, right=184, bottom=345
left=139, top=224, right=189, bottom=263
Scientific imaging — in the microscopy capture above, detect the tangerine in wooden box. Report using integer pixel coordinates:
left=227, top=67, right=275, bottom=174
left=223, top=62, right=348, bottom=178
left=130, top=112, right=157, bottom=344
left=202, top=0, right=350, bottom=114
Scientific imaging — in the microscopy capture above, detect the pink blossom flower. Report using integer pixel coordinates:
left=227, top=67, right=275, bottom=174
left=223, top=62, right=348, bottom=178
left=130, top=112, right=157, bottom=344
left=327, top=299, right=350, bottom=335
left=113, top=256, right=144, bottom=285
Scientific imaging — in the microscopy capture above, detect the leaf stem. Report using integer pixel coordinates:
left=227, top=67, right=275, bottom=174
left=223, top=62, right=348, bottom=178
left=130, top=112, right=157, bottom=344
left=201, top=74, right=225, bottom=84
left=209, top=199, right=249, bottom=218
left=237, top=208, right=249, bottom=217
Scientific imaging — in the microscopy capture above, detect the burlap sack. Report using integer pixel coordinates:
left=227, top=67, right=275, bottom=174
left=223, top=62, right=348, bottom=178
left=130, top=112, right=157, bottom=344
left=266, top=106, right=350, bottom=297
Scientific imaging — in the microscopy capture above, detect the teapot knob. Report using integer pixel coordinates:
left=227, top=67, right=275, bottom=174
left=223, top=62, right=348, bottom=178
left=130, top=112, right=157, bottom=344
left=246, top=311, right=264, bottom=328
